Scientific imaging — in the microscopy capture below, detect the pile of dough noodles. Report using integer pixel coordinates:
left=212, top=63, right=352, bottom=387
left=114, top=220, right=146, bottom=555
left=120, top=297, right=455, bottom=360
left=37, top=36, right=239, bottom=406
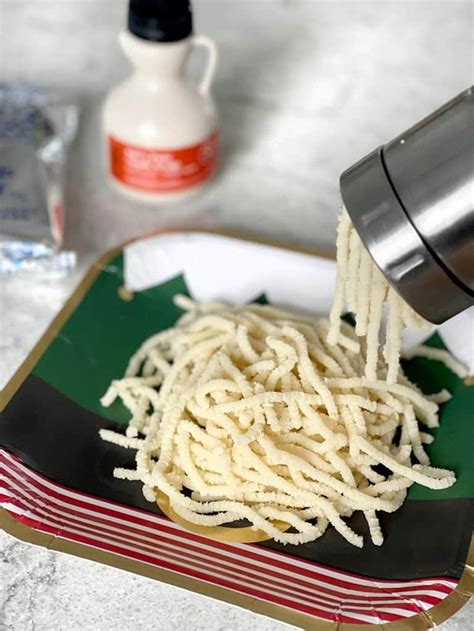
left=100, top=219, right=466, bottom=546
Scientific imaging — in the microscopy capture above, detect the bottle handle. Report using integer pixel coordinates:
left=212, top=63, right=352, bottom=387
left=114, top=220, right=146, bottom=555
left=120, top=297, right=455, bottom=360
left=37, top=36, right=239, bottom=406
left=192, top=35, right=218, bottom=95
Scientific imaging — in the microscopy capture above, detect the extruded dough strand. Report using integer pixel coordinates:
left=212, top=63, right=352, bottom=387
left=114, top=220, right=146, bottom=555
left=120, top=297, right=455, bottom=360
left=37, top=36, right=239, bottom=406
left=328, top=208, right=433, bottom=381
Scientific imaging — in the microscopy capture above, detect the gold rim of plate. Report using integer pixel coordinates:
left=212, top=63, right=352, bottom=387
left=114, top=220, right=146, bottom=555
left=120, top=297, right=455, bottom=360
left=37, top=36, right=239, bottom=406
left=0, top=508, right=472, bottom=631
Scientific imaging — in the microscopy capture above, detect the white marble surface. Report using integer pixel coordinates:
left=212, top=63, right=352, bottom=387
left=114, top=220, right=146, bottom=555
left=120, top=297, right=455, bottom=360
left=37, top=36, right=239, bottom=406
left=1, top=1, right=473, bottom=629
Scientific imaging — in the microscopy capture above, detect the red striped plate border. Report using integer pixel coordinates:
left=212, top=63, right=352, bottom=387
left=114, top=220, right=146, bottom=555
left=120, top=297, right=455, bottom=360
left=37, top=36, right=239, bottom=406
left=0, top=449, right=458, bottom=625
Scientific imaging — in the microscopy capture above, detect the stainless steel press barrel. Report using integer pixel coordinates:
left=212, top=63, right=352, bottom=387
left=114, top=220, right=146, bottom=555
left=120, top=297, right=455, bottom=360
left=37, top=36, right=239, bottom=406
left=340, top=87, right=474, bottom=324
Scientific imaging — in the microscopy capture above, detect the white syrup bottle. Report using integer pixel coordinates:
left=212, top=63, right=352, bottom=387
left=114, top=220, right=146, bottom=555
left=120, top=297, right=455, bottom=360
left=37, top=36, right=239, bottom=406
left=103, top=0, right=218, bottom=203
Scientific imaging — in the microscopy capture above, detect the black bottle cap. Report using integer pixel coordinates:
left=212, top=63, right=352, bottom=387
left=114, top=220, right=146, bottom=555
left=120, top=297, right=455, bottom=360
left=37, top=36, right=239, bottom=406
left=128, top=0, right=193, bottom=43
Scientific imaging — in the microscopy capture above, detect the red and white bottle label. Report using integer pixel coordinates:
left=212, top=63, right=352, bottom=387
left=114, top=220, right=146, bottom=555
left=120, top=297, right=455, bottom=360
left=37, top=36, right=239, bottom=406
left=108, top=131, right=218, bottom=193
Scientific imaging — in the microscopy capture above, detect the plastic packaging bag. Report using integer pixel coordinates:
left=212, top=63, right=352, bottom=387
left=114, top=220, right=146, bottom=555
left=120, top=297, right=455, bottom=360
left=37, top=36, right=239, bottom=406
left=0, top=84, right=78, bottom=275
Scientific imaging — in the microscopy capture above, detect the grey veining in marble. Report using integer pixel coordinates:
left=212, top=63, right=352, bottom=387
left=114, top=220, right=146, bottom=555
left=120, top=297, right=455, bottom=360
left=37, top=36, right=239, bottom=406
left=1, top=1, right=473, bottom=629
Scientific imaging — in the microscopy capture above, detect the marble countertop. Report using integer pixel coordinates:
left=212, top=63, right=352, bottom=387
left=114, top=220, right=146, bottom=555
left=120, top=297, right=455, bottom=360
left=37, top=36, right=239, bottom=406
left=1, top=1, right=473, bottom=629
